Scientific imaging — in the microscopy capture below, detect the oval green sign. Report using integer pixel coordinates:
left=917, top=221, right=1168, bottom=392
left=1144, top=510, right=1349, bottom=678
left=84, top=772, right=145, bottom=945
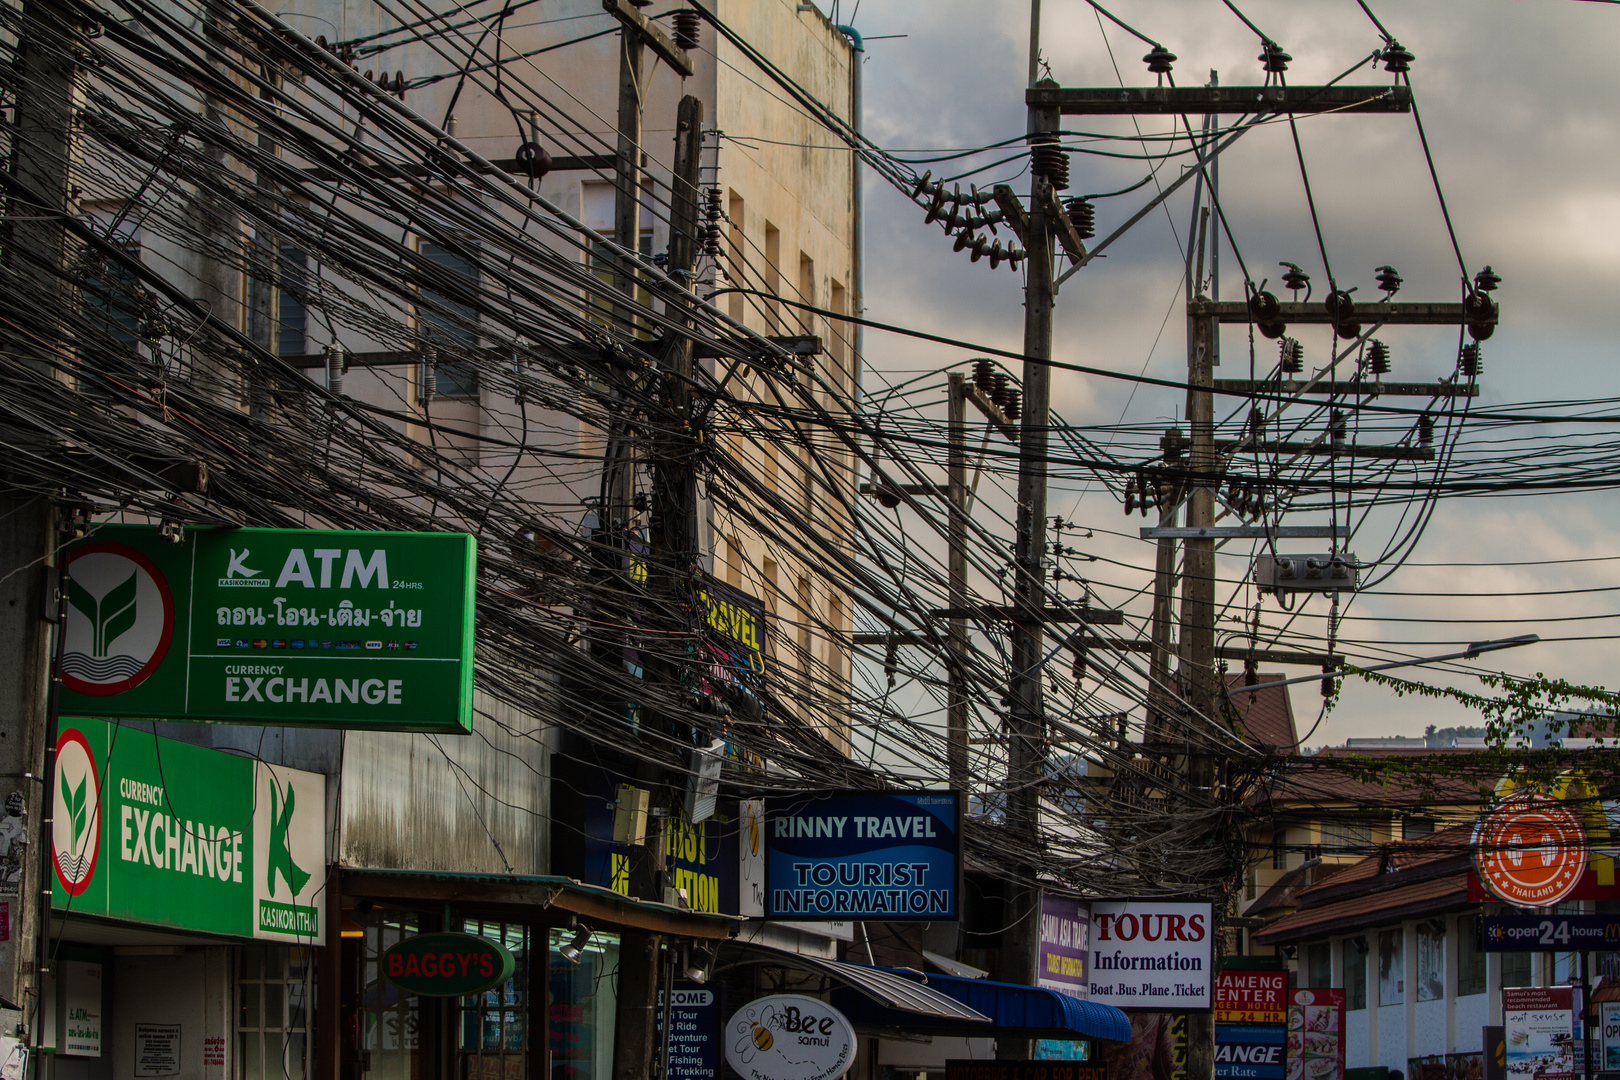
left=382, top=932, right=515, bottom=997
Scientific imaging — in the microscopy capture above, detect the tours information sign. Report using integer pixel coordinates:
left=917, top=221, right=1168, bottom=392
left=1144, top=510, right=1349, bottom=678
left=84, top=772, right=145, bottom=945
left=59, top=525, right=476, bottom=733
left=51, top=718, right=325, bottom=943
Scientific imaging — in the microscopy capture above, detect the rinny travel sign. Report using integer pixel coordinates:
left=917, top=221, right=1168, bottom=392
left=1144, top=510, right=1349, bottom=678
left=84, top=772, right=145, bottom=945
left=52, top=718, right=326, bottom=944
left=59, top=525, right=476, bottom=732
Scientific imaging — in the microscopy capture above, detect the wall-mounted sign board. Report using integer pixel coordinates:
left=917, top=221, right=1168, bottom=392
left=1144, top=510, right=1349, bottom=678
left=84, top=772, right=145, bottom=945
left=51, top=719, right=326, bottom=944
left=382, top=932, right=515, bottom=996
left=760, top=791, right=959, bottom=920
left=59, top=525, right=476, bottom=732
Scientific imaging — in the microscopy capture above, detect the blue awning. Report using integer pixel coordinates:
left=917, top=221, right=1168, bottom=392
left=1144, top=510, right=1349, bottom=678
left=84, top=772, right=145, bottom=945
left=833, top=971, right=1132, bottom=1043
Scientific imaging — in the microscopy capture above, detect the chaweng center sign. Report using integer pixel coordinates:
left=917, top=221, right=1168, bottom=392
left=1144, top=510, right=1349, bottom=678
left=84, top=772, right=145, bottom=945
left=52, top=718, right=326, bottom=943
left=60, top=525, right=476, bottom=732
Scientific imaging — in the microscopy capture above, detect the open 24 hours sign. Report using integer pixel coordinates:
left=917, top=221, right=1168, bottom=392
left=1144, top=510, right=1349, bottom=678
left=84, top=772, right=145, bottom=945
left=59, top=525, right=475, bottom=733
left=52, top=718, right=326, bottom=943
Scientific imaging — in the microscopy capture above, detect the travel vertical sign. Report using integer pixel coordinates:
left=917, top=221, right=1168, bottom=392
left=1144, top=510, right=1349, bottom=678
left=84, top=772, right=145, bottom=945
left=51, top=718, right=325, bottom=943
left=58, top=525, right=476, bottom=733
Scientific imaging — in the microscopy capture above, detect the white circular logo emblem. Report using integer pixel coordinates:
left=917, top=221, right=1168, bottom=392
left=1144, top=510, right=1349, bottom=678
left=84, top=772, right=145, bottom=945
left=62, top=542, right=174, bottom=695
left=53, top=729, right=101, bottom=896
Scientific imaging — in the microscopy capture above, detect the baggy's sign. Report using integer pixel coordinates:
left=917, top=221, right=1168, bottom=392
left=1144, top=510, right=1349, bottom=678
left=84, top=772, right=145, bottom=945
left=59, top=525, right=476, bottom=733
left=724, top=996, right=855, bottom=1080
left=51, top=719, right=325, bottom=943
left=1087, top=901, right=1213, bottom=1010
left=382, top=932, right=515, bottom=996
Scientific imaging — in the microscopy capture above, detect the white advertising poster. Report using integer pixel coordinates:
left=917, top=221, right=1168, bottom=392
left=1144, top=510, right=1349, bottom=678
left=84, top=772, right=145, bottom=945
left=1602, top=1001, right=1620, bottom=1071
left=62, top=961, right=102, bottom=1057
left=1087, top=901, right=1213, bottom=1010
left=724, top=996, right=855, bottom=1080
left=739, top=798, right=765, bottom=918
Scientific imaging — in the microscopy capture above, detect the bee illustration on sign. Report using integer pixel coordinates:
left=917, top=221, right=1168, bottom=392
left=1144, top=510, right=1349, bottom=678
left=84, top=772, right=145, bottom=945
left=732, top=1004, right=778, bottom=1061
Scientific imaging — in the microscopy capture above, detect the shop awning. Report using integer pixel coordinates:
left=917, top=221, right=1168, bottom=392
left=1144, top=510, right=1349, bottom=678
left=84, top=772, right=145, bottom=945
left=724, top=940, right=991, bottom=1024
left=343, top=869, right=736, bottom=939
left=833, top=970, right=1132, bottom=1042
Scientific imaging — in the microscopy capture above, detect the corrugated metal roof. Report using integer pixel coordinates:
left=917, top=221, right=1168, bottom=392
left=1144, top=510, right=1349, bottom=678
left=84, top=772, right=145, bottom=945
left=727, top=940, right=991, bottom=1024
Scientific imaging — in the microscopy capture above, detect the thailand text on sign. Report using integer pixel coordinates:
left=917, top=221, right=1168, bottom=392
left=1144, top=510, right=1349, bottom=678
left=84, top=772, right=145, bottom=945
left=51, top=719, right=325, bottom=944
left=1038, top=894, right=1091, bottom=1000
left=763, top=791, right=959, bottom=920
left=1087, top=901, right=1213, bottom=1010
left=1479, top=915, right=1620, bottom=951
left=1214, top=971, right=1287, bottom=1023
left=1473, top=795, right=1588, bottom=908
left=59, top=526, right=476, bottom=733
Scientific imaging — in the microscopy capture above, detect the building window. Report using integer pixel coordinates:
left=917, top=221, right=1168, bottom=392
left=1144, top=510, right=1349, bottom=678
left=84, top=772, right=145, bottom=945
left=1417, top=920, right=1445, bottom=1001
left=1272, top=831, right=1287, bottom=870
left=83, top=238, right=144, bottom=354
left=1321, top=819, right=1372, bottom=854
left=459, top=920, right=530, bottom=1080
left=1502, top=950, right=1532, bottom=989
left=1458, top=916, right=1487, bottom=997
left=361, top=912, right=420, bottom=1080
left=418, top=240, right=480, bottom=396
left=1378, top=929, right=1404, bottom=1006
left=238, top=944, right=313, bottom=1080
left=278, top=247, right=308, bottom=356
left=1305, top=943, right=1331, bottom=988
left=1403, top=816, right=1435, bottom=840
left=550, top=927, right=620, bottom=1080
left=764, top=223, right=782, bottom=331
left=1344, top=937, right=1368, bottom=1010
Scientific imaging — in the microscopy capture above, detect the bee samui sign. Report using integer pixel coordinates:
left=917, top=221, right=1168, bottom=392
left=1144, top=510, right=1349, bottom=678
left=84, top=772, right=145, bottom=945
left=51, top=718, right=325, bottom=944
left=59, top=525, right=476, bottom=732
left=724, top=995, right=855, bottom=1080
left=381, top=932, right=515, bottom=997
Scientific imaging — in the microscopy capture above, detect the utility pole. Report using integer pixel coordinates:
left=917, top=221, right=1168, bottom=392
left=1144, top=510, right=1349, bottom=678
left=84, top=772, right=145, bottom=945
left=998, top=84, right=1059, bottom=1060
left=946, top=373, right=969, bottom=794
left=611, top=90, right=704, bottom=1080
left=0, top=0, right=76, bottom=1047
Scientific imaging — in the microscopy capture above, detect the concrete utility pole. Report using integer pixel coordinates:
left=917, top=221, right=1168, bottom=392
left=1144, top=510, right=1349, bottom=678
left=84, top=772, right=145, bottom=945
left=1006, top=56, right=1425, bottom=1080
left=611, top=89, right=704, bottom=1080
left=0, top=0, right=76, bottom=1040
left=998, top=87, right=1059, bottom=1061
left=946, top=374, right=969, bottom=794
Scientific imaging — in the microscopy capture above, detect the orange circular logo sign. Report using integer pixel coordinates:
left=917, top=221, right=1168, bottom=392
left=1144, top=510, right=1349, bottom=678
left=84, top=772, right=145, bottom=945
left=1474, top=794, right=1587, bottom=907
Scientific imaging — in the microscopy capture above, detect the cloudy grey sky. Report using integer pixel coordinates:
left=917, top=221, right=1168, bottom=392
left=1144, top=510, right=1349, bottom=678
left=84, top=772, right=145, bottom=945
left=836, top=0, right=1620, bottom=748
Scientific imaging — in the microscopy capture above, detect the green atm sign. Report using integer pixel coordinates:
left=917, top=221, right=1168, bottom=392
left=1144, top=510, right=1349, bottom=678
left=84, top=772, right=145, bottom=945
left=59, top=526, right=476, bottom=733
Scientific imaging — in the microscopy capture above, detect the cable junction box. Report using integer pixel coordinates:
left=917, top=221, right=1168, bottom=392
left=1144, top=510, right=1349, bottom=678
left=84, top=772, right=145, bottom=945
left=1253, top=552, right=1360, bottom=594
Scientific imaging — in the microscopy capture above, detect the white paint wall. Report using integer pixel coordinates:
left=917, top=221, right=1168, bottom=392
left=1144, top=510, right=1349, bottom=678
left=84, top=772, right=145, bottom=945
left=108, top=947, right=231, bottom=1080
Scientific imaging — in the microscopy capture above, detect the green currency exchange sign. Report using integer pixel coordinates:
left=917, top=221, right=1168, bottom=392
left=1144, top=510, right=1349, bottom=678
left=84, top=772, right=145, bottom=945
left=59, top=525, right=475, bottom=732
left=52, top=718, right=326, bottom=944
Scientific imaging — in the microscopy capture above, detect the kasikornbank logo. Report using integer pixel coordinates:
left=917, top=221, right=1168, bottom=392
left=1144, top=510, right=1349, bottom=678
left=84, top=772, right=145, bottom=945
left=218, top=548, right=269, bottom=588
left=52, top=729, right=102, bottom=896
left=254, top=766, right=321, bottom=941
left=62, top=542, right=175, bottom=696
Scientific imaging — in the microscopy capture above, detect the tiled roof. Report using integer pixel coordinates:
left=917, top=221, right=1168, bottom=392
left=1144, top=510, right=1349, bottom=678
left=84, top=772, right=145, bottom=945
left=1247, top=748, right=1488, bottom=810
left=1252, top=871, right=1471, bottom=945
left=1225, top=674, right=1297, bottom=754
left=1245, top=861, right=1351, bottom=918
left=1251, top=826, right=1477, bottom=945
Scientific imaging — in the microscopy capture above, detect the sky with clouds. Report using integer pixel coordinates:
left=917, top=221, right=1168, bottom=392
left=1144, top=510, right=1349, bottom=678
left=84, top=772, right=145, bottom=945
left=833, top=0, right=1620, bottom=750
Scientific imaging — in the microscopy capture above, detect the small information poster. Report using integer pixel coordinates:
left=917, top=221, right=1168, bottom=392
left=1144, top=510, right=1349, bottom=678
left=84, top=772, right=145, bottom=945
left=1504, top=987, right=1577, bottom=1080
left=62, top=961, right=102, bottom=1058
left=1216, top=971, right=1287, bottom=1024
left=658, top=983, right=720, bottom=1080
left=1601, top=1001, right=1620, bottom=1071
left=134, top=1024, right=181, bottom=1077
left=1284, top=989, right=1344, bottom=1080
